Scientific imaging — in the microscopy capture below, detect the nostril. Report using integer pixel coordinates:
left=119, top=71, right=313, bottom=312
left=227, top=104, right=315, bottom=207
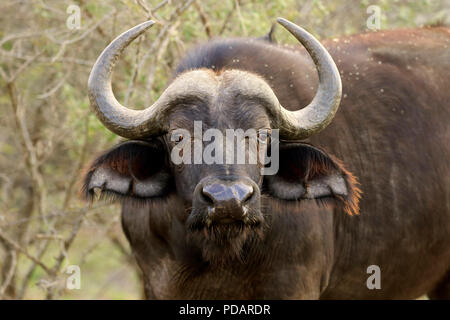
left=200, top=182, right=255, bottom=206
left=198, top=180, right=259, bottom=222
left=201, top=186, right=216, bottom=204
left=235, top=183, right=254, bottom=203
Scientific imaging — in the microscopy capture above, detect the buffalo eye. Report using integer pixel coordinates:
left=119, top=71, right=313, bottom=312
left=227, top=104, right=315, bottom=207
left=258, top=129, right=271, bottom=144
left=172, top=133, right=184, bottom=144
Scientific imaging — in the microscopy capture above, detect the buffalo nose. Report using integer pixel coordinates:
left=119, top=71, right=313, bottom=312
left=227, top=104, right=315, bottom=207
left=202, top=183, right=254, bottom=204
left=201, top=182, right=254, bottom=219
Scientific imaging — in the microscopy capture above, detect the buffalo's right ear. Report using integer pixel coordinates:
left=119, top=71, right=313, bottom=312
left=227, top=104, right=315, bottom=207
left=81, top=140, right=172, bottom=202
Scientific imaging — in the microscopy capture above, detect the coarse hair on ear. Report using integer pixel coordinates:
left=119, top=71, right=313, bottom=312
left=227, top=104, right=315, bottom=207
left=81, top=140, right=172, bottom=204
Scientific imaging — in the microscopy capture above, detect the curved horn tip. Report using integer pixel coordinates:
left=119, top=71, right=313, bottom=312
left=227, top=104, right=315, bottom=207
left=127, top=20, right=156, bottom=36
left=277, top=17, right=308, bottom=34
left=276, top=17, right=290, bottom=26
left=143, top=20, right=155, bottom=27
left=137, top=20, right=155, bottom=30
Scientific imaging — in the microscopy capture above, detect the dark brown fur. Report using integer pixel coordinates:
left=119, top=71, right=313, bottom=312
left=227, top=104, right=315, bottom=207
left=84, top=27, right=450, bottom=299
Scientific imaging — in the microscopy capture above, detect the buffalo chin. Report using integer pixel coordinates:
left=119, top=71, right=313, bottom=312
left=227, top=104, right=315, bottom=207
left=186, top=213, right=265, bottom=265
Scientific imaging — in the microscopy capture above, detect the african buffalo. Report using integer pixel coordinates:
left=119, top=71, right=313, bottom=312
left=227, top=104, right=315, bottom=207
left=83, top=18, right=450, bottom=299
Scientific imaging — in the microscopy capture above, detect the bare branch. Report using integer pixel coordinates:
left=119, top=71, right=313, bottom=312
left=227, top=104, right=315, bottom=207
left=194, top=0, right=213, bottom=39
left=145, top=21, right=178, bottom=94
left=36, top=68, right=71, bottom=99
left=0, top=230, right=51, bottom=275
left=219, top=0, right=237, bottom=35
left=0, top=31, right=43, bottom=48
left=0, top=250, right=16, bottom=299
left=124, top=36, right=144, bottom=106
left=127, top=0, right=194, bottom=105
left=234, top=0, right=247, bottom=36
left=46, top=207, right=88, bottom=299
left=7, top=82, right=48, bottom=221
left=62, top=116, right=90, bottom=209
left=9, top=51, right=44, bottom=83
left=49, top=12, right=114, bottom=63
left=136, top=0, right=170, bottom=20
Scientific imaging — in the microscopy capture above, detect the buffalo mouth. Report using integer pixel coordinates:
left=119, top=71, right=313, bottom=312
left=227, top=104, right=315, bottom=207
left=186, top=208, right=265, bottom=264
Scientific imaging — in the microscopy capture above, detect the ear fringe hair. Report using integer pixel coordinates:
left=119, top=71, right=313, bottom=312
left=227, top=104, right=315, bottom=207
left=299, top=144, right=362, bottom=216
left=83, top=187, right=177, bottom=210
left=84, top=189, right=152, bottom=206
left=328, top=155, right=362, bottom=216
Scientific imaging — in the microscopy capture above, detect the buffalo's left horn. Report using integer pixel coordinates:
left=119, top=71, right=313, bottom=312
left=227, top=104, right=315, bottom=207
left=88, top=20, right=172, bottom=139
left=275, top=18, right=342, bottom=139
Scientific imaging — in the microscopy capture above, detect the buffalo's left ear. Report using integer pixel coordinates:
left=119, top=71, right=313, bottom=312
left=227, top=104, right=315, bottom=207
left=264, top=143, right=361, bottom=215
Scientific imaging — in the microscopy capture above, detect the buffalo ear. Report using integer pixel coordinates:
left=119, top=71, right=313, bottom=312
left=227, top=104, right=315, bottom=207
left=258, top=23, right=277, bottom=43
left=81, top=140, right=172, bottom=202
left=264, top=143, right=361, bottom=215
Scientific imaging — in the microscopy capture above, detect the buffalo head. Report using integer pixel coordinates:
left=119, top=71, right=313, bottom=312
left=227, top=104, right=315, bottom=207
left=83, top=18, right=359, bottom=263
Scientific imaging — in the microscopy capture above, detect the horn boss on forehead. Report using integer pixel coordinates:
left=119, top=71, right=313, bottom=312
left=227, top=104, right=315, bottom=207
left=87, top=18, right=341, bottom=140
